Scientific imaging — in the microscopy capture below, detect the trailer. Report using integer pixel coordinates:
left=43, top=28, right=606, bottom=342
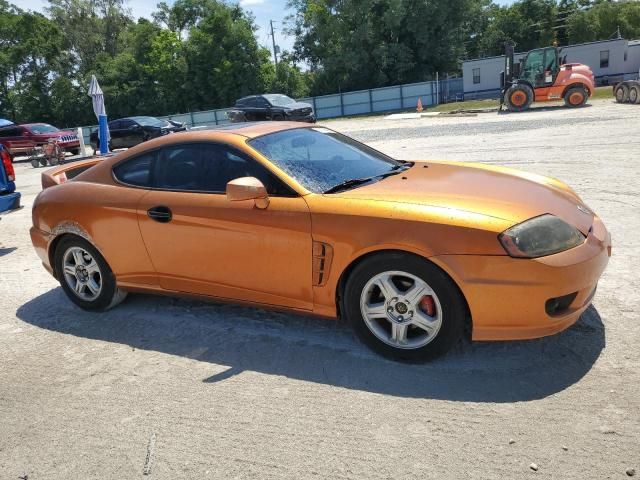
left=614, top=80, right=640, bottom=104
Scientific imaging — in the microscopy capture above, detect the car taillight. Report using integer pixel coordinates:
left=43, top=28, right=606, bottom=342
left=1, top=149, right=14, bottom=182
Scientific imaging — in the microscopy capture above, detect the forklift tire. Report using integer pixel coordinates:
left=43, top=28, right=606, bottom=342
left=615, top=84, right=629, bottom=103
left=564, top=86, right=588, bottom=108
left=505, top=84, right=533, bottom=112
left=629, top=85, right=640, bottom=104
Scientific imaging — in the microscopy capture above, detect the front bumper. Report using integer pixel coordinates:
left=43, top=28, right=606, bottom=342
left=30, top=226, right=55, bottom=277
left=286, top=113, right=316, bottom=123
left=433, top=215, right=611, bottom=341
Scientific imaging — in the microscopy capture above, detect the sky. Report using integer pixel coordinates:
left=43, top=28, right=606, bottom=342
left=19, top=0, right=514, bottom=59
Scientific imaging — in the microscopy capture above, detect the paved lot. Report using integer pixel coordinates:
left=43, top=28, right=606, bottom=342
left=1, top=99, right=639, bottom=479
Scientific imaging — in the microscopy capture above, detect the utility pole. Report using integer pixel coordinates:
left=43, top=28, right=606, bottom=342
left=270, top=20, right=279, bottom=66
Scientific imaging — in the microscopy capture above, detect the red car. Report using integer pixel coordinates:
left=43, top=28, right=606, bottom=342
left=0, top=123, right=80, bottom=160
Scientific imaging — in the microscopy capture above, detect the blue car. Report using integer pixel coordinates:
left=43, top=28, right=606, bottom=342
left=0, top=143, right=20, bottom=212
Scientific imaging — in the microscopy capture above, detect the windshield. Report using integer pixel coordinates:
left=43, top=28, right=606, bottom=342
left=248, top=127, right=402, bottom=193
left=130, top=116, right=166, bottom=127
left=263, top=94, right=296, bottom=107
left=29, top=124, right=59, bottom=134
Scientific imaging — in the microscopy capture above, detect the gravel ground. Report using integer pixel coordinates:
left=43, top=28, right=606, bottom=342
left=1, top=99, right=639, bottom=479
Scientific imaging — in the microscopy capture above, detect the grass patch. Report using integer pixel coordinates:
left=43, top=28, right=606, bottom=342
left=591, top=85, right=613, bottom=100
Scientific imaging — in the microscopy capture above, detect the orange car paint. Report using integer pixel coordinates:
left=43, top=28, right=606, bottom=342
left=30, top=122, right=611, bottom=341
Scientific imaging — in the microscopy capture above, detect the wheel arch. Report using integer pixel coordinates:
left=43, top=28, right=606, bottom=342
left=334, top=248, right=472, bottom=339
left=562, top=82, right=591, bottom=98
left=48, top=229, right=104, bottom=279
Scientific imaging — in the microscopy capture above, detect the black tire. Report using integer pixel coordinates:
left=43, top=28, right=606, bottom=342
left=272, top=114, right=285, bottom=121
left=615, top=84, right=629, bottom=103
left=68, top=147, right=80, bottom=155
left=505, top=84, right=534, bottom=112
left=343, top=252, right=466, bottom=362
left=54, top=235, right=127, bottom=311
left=564, top=86, right=588, bottom=108
left=629, top=85, right=640, bottom=105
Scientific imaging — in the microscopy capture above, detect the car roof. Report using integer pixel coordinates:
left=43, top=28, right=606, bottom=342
left=177, top=121, right=310, bottom=139
left=20, top=123, right=55, bottom=127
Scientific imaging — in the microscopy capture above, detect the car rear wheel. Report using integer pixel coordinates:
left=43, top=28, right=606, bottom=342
left=615, top=84, right=629, bottom=103
left=505, top=84, right=534, bottom=112
left=54, top=236, right=127, bottom=311
left=272, top=114, right=285, bottom=121
left=343, top=252, right=466, bottom=362
left=564, top=86, right=588, bottom=108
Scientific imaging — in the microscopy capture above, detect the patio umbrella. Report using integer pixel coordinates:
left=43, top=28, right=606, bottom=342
left=88, top=75, right=109, bottom=154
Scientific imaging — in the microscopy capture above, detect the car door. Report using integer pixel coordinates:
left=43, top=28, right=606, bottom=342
left=254, top=97, right=271, bottom=120
left=118, top=119, right=141, bottom=148
left=135, top=142, right=314, bottom=310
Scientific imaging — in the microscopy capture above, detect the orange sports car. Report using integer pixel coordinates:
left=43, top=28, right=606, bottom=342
left=30, top=122, right=611, bottom=361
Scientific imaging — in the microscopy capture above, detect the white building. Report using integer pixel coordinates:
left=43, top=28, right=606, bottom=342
left=462, top=38, right=640, bottom=99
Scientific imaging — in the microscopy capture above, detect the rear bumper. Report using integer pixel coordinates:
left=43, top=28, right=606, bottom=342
left=30, top=226, right=55, bottom=277
left=433, top=215, right=611, bottom=341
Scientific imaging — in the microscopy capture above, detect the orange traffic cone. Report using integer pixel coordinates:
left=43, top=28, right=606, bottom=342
left=416, top=97, right=423, bottom=113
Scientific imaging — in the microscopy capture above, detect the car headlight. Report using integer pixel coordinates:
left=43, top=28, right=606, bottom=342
left=499, top=214, right=585, bottom=258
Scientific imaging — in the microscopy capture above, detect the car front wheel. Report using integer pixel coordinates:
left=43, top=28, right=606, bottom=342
left=54, top=236, right=127, bottom=311
left=343, top=252, right=466, bottom=362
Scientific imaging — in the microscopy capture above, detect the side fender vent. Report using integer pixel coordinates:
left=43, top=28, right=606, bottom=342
left=312, top=241, right=334, bottom=286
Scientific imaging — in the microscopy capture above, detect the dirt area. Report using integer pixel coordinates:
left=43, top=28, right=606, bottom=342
left=1, top=99, right=638, bottom=479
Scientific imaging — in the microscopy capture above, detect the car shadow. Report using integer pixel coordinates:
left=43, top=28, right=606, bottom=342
left=16, top=289, right=605, bottom=402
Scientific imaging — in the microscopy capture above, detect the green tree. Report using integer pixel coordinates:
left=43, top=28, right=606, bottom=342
left=288, top=0, right=482, bottom=95
left=567, top=1, right=640, bottom=44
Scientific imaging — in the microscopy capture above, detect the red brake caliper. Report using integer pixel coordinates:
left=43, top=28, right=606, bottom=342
left=419, top=295, right=436, bottom=317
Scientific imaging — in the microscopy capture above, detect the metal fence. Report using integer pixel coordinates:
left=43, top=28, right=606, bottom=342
left=80, top=77, right=463, bottom=145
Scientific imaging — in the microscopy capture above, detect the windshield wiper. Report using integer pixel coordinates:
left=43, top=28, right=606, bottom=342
left=323, top=176, right=378, bottom=194
left=323, top=162, right=413, bottom=194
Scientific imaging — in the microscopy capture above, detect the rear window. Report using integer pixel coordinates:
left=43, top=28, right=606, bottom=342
left=113, top=151, right=155, bottom=187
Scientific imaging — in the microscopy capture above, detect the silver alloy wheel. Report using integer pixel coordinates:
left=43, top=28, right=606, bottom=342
left=62, top=246, right=102, bottom=301
left=359, top=270, right=443, bottom=349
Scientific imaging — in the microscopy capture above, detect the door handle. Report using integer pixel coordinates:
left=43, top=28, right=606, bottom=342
left=147, top=205, right=172, bottom=223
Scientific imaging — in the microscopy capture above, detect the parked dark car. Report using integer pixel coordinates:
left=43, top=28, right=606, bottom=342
left=89, top=116, right=187, bottom=151
left=227, top=94, right=316, bottom=123
left=0, top=144, right=20, bottom=212
left=0, top=123, right=80, bottom=160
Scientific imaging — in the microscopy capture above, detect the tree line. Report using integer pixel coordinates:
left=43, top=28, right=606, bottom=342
left=1, top=0, right=639, bottom=127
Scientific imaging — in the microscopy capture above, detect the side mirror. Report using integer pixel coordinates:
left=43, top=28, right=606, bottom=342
left=226, top=177, right=270, bottom=209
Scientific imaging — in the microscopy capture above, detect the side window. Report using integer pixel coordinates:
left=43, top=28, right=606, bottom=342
left=472, top=68, right=480, bottom=84
left=155, top=144, right=206, bottom=191
left=0, top=127, right=19, bottom=137
left=600, top=50, right=609, bottom=69
left=201, top=144, right=294, bottom=196
left=109, top=120, right=121, bottom=130
left=257, top=97, right=270, bottom=107
left=113, top=151, right=155, bottom=187
left=120, top=119, right=135, bottom=128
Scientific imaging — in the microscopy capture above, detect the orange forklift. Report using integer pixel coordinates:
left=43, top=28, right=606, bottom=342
left=500, top=43, right=595, bottom=112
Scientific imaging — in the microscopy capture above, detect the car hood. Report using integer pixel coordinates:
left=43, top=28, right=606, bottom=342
left=332, top=161, right=594, bottom=234
left=284, top=102, right=312, bottom=110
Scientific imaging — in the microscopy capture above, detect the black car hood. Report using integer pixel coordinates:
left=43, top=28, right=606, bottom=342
left=284, top=102, right=312, bottom=110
